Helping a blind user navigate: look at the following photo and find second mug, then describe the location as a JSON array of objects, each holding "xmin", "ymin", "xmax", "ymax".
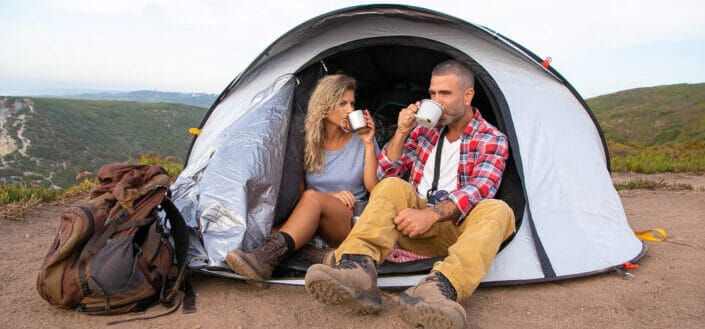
[{"xmin": 347, "ymin": 110, "xmax": 367, "ymax": 132}]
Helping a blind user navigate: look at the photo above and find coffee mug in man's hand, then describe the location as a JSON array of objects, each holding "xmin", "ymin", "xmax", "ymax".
[
  {"xmin": 415, "ymin": 99, "xmax": 443, "ymax": 128},
  {"xmin": 347, "ymin": 110, "xmax": 367, "ymax": 132}
]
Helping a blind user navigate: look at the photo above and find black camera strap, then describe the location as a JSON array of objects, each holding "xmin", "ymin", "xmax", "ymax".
[{"xmin": 430, "ymin": 127, "xmax": 447, "ymax": 194}]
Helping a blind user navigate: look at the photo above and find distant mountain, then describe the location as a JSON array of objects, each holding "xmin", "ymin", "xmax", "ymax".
[
  {"xmin": 0, "ymin": 97, "xmax": 207, "ymax": 188},
  {"xmin": 587, "ymin": 83, "xmax": 705, "ymax": 145},
  {"xmin": 57, "ymin": 90, "xmax": 218, "ymax": 108}
]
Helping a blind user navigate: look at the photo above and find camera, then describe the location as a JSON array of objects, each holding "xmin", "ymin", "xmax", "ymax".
[{"xmin": 426, "ymin": 189, "xmax": 449, "ymax": 205}]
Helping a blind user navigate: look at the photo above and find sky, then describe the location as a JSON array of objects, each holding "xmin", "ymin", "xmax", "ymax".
[{"xmin": 1, "ymin": 0, "xmax": 704, "ymax": 98}]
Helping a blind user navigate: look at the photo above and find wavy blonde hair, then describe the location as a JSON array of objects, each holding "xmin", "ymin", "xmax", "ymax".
[{"xmin": 304, "ymin": 74, "xmax": 356, "ymax": 173}]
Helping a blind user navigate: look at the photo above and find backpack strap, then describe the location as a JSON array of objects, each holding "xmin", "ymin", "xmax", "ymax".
[
  {"xmin": 104, "ymin": 196, "xmax": 194, "ymax": 326},
  {"xmin": 159, "ymin": 197, "xmax": 194, "ymax": 313}
]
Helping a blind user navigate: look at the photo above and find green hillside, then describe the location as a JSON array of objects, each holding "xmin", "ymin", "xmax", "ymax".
[
  {"xmin": 0, "ymin": 97, "xmax": 206, "ymax": 188},
  {"xmin": 2, "ymin": 83, "xmax": 703, "ymax": 189},
  {"xmin": 588, "ymin": 83, "xmax": 705, "ymax": 145}
]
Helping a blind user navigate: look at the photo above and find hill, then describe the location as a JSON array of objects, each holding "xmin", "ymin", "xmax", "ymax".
[
  {"xmin": 57, "ymin": 90, "xmax": 218, "ymax": 108},
  {"xmin": 0, "ymin": 97, "xmax": 207, "ymax": 188},
  {"xmin": 2, "ymin": 83, "xmax": 703, "ymax": 189},
  {"xmin": 587, "ymin": 83, "xmax": 705, "ymax": 145}
]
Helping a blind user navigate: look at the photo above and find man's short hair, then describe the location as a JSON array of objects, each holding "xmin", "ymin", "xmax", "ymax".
[{"xmin": 431, "ymin": 60, "xmax": 475, "ymax": 90}]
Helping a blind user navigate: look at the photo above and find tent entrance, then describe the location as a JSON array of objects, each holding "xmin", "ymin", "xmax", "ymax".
[{"xmin": 273, "ymin": 39, "xmax": 527, "ymax": 276}]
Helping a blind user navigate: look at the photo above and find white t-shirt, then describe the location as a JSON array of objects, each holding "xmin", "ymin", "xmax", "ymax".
[{"xmin": 416, "ymin": 135, "xmax": 461, "ymax": 199}]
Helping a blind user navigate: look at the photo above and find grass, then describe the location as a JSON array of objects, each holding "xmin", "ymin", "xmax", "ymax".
[
  {"xmin": 609, "ymin": 140, "xmax": 705, "ymax": 173},
  {"xmin": 614, "ymin": 179, "xmax": 693, "ymax": 191},
  {"xmin": 137, "ymin": 153, "xmax": 184, "ymax": 178},
  {"xmin": 0, "ymin": 153, "xmax": 183, "ymax": 220},
  {"xmin": 0, "ymin": 184, "xmax": 61, "ymax": 220},
  {"xmin": 62, "ymin": 178, "xmax": 99, "ymax": 199}
]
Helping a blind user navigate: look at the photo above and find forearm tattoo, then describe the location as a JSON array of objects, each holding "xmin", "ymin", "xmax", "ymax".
[{"xmin": 432, "ymin": 200, "xmax": 461, "ymax": 222}]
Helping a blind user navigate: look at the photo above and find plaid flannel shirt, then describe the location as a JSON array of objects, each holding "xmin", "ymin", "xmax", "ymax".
[{"xmin": 377, "ymin": 109, "xmax": 508, "ymax": 225}]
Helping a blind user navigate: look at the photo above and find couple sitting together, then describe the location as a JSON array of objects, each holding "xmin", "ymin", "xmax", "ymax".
[{"xmin": 226, "ymin": 60, "xmax": 515, "ymax": 329}]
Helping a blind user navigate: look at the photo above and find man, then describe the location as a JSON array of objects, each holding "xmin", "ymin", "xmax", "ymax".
[{"xmin": 304, "ymin": 60, "xmax": 515, "ymax": 329}]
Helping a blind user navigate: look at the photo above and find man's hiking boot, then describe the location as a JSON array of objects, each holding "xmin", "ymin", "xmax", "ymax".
[
  {"xmin": 304, "ymin": 254, "xmax": 381, "ymax": 314},
  {"xmin": 225, "ymin": 232, "xmax": 289, "ymax": 283},
  {"xmin": 393, "ymin": 271, "xmax": 466, "ymax": 329}
]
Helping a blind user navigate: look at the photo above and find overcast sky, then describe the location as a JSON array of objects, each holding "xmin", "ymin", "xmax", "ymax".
[{"xmin": 1, "ymin": 0, "xmax": 703, "ymax": 98}]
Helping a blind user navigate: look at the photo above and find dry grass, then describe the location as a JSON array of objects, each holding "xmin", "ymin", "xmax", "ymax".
[
  {"xmin": 614, "ymin": 178, "xmax": 693, "ymax": 191},
  {"xmin": 0, "ymin": 184, "xmax": 60, "ymax": 220}
]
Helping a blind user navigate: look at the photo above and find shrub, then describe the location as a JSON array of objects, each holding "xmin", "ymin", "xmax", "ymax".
[
  {"xmin": 0, "ymin": 184, "xmax": 60, "ymax": 220},
  {"xmin": 62, "ymin": 178, "xmax": 99, "ymax": 199},
  {"xmin": 137, "ymin": 152, "xmax": 183, "ymax": 178}
]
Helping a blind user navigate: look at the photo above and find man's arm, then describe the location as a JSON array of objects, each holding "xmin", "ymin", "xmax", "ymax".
[
  {"xmin": 384, "ymin": 130, "xmax": 410, "ymax": 162},
  {"xmin": 377, "ymin": 102, "xmax": 422, "ymax": 178},
  {"xmin": 386, "ymin": 102, "xmax": 419, "ymax": 161},
  {"xmin": 393, "ymin": 200, "xmax": 460, "ymax": 237},
  {"xmin": 431, "ymin": 200, "xmax": 462, "ymax": 222}
]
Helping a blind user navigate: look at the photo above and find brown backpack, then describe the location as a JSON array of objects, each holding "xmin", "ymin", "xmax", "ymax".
[{"xmin": 37, "ymin": 163, "xmax": 192, "ymax": 321}]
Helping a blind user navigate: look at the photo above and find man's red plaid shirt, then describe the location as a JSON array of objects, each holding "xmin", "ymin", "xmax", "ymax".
[{"xmin": 377, "ymin": 109, "xmax": 509, "ymax": 225}]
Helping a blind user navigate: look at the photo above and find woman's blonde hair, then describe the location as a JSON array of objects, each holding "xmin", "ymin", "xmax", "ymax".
[{"xmin": 304, "ymin": 74, "xmax": 356, "ymax": 173}]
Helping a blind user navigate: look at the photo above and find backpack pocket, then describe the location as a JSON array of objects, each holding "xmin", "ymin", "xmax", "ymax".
[{"xmin": 88, "ymin": 236, "xmax": 147, "ymax": 294}]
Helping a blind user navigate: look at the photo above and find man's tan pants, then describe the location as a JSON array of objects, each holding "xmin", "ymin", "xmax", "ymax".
[{"xmin": 335, "ymin": 177, "xmax": 515, "ymax": 301}]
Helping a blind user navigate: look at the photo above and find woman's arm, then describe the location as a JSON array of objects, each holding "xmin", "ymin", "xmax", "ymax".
[{"xmin": 358, "ymin": 109, "xmax": 379, "ymax": 192}]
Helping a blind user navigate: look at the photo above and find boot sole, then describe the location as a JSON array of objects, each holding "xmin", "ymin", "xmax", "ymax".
[
  {"xmin": 225, "ymin": 252, "xmax": 269, "ymax": 288},
  {"xmin": 305, "ymin": 271, "xmax": 381, "ymax": 315},
  {"xmin": 393, "ymin": 293, "xmax": 465, "ymax": 329}
]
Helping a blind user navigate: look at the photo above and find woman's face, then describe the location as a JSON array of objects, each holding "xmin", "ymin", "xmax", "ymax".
[{"xmin": 325, "ymin": 89, "xmax": 355, "ymax": 128}]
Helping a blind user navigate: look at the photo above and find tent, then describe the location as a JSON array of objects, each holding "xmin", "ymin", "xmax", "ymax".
[{"xmin": 170, "ymin": 4, "xmax": 645, "ymax": 287}]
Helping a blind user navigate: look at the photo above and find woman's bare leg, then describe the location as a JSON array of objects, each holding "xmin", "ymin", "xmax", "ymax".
[{"xmin": 279, "ymin": 190, "xmax": 353, "ymax": 249}]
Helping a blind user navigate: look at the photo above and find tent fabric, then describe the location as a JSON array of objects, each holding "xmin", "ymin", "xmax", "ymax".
[{"xmin": 171, "ymin": 4, "xmax": 644, "ymax": 286}]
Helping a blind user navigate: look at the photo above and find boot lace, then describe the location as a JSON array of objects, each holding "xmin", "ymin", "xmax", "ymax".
[
  {"xmin": 338, "ymin": 254, "xmax": 376, "ymax": 275},
  {"xmin": 257, "ymin": 234, "xmax": 287, "ymax": 263},
  {"xmin": 425, "ymin": 271, "xmax": 458, "ymax": 301}
]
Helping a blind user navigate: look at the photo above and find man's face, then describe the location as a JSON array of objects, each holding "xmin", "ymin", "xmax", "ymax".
[{"xmin": 428, "ymin": 73, "xmax": 471, "ymax": 126}]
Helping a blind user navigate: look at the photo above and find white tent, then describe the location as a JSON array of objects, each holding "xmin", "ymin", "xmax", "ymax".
[{"xmin": 171, "ymin": 4, "xmax": 644, "ymax": 287}]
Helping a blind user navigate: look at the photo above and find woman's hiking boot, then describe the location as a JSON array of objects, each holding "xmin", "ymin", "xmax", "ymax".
[
  {"xmin": 295, "ymin": 245, "xmax": 336, "ymax": 266},
  {"xmin": 304, "ymin": 254, "xmax": 381, "ymax": 314},
  {"xmin": 392, "ymin": 271, "xmax": 466, "ymax": 329},
  {"xmin": 225, "ymin": 232, "xmax": 292, "ymax": 283}
]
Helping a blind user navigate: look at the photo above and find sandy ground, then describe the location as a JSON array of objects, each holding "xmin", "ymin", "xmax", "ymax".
[{"xmin": 2, "ymin": 173, "xmax": 704, "ymax": 329}]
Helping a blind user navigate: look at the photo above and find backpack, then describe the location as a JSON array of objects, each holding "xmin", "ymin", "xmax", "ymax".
[{"xmin": 37, "ymin": 163, "xmax": 193, "ymax": 321}]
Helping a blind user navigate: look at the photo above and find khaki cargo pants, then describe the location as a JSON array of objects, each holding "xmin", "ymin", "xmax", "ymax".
[{"xmin": 335, "ymin": 177, "xmax": 515, "ymax": 301}]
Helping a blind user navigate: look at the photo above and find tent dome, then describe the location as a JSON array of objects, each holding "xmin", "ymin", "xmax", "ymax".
[{"xmin": 172, "ymin": 4, "xmax": 644, "ymax": 287}]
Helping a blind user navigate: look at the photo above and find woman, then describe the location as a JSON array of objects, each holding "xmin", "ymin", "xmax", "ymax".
[{"xmin": 226, "ymin": 74, "xmax": 378, "ymax": 282}]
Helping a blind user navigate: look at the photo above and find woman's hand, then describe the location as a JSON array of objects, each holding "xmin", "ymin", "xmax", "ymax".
[
  {"xmin": 329, "ymin": 190, "xmax": 355, "ymax": 209},
  {"xmin": 357, "ymin": 109, "xmax": 376, "ymax": 144}
]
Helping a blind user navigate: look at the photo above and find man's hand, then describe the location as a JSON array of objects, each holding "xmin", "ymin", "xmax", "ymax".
[
  {"xmin": 329, "ymin": 190, "xmax": 355, "ymax": 209},
  {"xmin": 386, "ymin": 102, "xmax": 421, "ymax": 162},
  {"xmin": 393, "ymin": 208, "xmax": 439, "ymax": 238},
  {"xmin": 396, "ymin": 102, "xmax": 420, "ymax": 135}
]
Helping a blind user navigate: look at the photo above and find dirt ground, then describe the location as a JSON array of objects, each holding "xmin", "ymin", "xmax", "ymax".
[{"xmin": 2, "ymin": 173, "xmax": 703, "ymax": 329}]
